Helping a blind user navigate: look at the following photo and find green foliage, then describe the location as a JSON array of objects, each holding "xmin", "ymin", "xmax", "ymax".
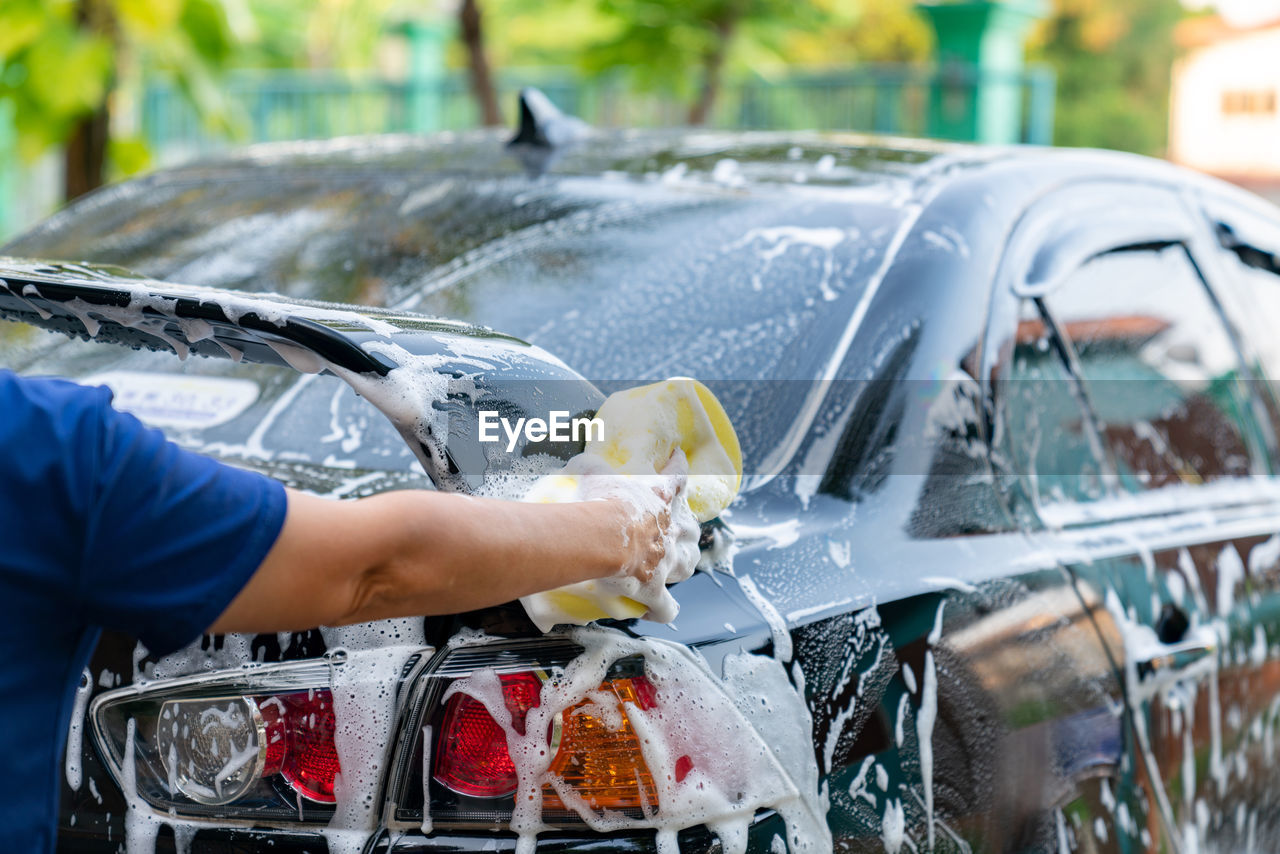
[
  {"xmin": 0, "ymin": 0, "xmax": 238, "ymax": 168},
  {"xmin": 1028, "ymin": 0, "xmax": 1184, "ymax": 155},
  {"xmin": 470, "ymin": 0, "xmax": 617, "ymax": 69},
  {"xmin": 578, "ymin": 0, "xmax": 827, "ymax": 98},
  {"xmin": 785, "ymin": 0, "xmax": 932, "ymax": 66},
  {"xmin": 0, "ymin": 1, "xmax": 112, "ymax": 160},
  {"xmin": 239, "ymin": 0, "xmax": 410, "ymax": 70},
  {"xmin": 107, "ymin": 134, "xmax": 151, "ymax": 176}
]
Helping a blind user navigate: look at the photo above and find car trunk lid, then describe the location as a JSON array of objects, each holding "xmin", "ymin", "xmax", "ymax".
[{"xmin": 0, "ymin": 257, "xmax": 604, "ymax": 491}]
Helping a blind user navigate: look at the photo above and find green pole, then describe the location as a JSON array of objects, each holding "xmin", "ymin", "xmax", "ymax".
[
  {"xmin": 393, "ymin": 19, "xmax": 450, "ymax": 134},
  {"xmin": 918, "ymin": 0, "xmax": 1046, "ymax": 144}
]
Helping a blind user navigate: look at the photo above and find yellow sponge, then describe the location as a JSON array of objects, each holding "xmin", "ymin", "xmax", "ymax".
[
  {"xmin": 519, "ymin": 377, "xmax": 742, "ymax": 630},
  {"xmin": 586, "ymin": 377, "xmax": 742, "ymax": 523}
]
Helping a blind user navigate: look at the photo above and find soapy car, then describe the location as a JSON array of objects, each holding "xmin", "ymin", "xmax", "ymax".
[{"xmin": 9, "ymin": 110, "xmax": 1280, "ymax": 852}]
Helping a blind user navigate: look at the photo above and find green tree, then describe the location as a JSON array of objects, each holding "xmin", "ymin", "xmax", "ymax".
[
  {"xmin": 239, "ymin": 0, "xmax": 409, "ymax": 70},
  {"xmin": 1029, "ymin": 0, "xmax": 1185, "ymax": 155},
  {"xmin": 442, "ymin": 0, "xmax": 928, "ymax": 127},
  {"xmin": 0, "ymin": 0, "xmax": 235, "ymax": 202},
  {"xmin": 459, "ymin": 0, "xmax": 502, "ymax": 126},
  {"xmin": 784, "ymin": 0, "xmax": 932, "ymax": 66},
  {"xmin": 580, "ymin": 0, "xmax": 828, "ymax": 125}
]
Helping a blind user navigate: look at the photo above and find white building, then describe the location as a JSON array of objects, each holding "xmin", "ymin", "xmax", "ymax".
[{"xmin": 1170, "ymin": 15, "xmax": 1280, "ymax": 191}]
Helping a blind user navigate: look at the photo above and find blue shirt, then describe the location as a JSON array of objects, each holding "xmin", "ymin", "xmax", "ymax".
[{"xmin": 0, "ymin": 371, "xmax": 288, "ymax": 851}]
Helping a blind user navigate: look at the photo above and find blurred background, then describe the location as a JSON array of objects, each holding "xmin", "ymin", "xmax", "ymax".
[{"xmin": 0, "ymin": 0, "xmax": 1273, "ymax": 240}]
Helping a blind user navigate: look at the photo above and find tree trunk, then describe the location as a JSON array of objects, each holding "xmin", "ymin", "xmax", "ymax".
[
  {"xmin": 64, "ymin": 103, "xmax": 110, "ymax": 202},
  {"xmin": 687, "ymin": 16, "xmax": 736, "ymax": 126},
  {"xmin": 459, "ymin": 0, "xmax": 503, "ymax": 127},
  {"xmin": 64, "ymin": 0, "xmax": 113, "ymax": 203}
]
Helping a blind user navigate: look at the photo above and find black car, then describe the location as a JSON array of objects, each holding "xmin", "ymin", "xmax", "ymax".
[{"xmin": 6, "ymin": 117, "xmax": 1280, "ymax": 854}]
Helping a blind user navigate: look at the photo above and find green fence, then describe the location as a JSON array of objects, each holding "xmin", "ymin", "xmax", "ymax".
[
  {"xmin": 141, "ymin": 64, "xmax": 1055, "ymax": 166},
  {"xmin": 0, "ymin": 63, "xmax": 1054, "ymax": 241}
]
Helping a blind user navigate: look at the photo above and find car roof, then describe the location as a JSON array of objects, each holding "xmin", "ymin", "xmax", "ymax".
[{"xmin": 10, "ymin": 126, "xmax": 1250, "ymax": 271}]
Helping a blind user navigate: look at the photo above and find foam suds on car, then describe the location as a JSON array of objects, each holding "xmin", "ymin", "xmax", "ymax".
[
  {"xmin": 444, "ymin": 626, "xmax": 831, "ymax": 854},
  {"xmin": 64, "ymin": 668, "xmax": 92, "ymax": 792},
  {"xmin": 323, "ymin": 646, "xmax": 417, "ymax": 854},
  {"xmin": 120, "ymin": 719, "xmax": 160, "ymax": 854}
]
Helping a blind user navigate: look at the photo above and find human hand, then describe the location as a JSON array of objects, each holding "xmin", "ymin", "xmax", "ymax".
[
  {"xmin": 517, "ymin": 448, "xmax": 702, "ymax": 628},
  {"xmin": 571, "ymin": 448, "xmax": 701, "ymax": 586}
]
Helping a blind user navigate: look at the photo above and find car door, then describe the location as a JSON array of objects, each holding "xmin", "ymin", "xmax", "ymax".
[
  {"xmin": 1189, "ymin": 192, "xmax": 1280, "ymax": 848},
  {"xmin": 773, "ymin": 188, "xmax": 1140, "ymax": 854},
  {"xmin": 989, "ymin": 180, "xmax": 1280, "ymax": 853}
]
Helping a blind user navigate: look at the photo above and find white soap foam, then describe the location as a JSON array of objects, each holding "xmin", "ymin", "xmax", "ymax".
[
  {"xmin": 881, "ymin": 798, "xmax": 905, "ymax": 853},
  {"xmin": 827, "ymin": 539, "xmax": 851, "ymax": 569},
  {"xmin": 737, "ymin": 574, "xmax": 793, "ymax": 663},
  {"xmin": 726, "ymin": 226, "xmax": 857, "ymax": 301},
  {"xmin": 1217, "ymin": 544, "xmax": 1245, "ymax": 618},
  {"xmin": 847, "ymin": 756, "xmax": 875, "ymax": 806},
  {"xmin": 121, "ymin": 719, "xmax": 161, "ymax": 854},
  {"xmin": 326, "ymin": 646, "xmax": 416, "ymax": 853},
  {"xmin": 445, "ymin": 627, "xmax": 830, "ymax": 854},
  {"xmin": 19, "ymin": 284, "xmax": 53, "ymax": 319}
]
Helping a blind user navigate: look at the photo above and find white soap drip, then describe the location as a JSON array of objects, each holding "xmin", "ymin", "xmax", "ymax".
[
  {"xmin": 65, "ymin": 668, "xmax": 93, "ymax": 791},
  {"xmin": 917, "ymin": 600, "xmax": 945, "ymax": 851},
  {"xmin": 121, "ymin": 719, "xmax": 161, "ymax": 854},
  {"xmin": 737, "ymin": 573, "xmax": 793, "ymax": 662},
  {"xmin": 881, "ymin": 798, "xmax": 906, "ymax": 853},
  {"xmin": 325, "ymin": 646, "xmax": 418, "ymax": 852}
]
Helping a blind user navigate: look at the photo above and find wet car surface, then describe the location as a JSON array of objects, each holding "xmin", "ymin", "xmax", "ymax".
[{"xmin": 6, "ymin": 127, "xmax": 1280, "ymax": 852}]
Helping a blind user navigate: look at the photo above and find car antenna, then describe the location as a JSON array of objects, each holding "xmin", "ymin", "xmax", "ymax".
[{"xmin": 506, "ymin": 87, "xmax": 590, "ymax": 177}]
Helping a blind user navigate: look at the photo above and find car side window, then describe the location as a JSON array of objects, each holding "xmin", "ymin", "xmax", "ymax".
[
  {"xmin": 999, "ymin": 299, "xmax": 1107, "ymax": 506},
  {"xmin": 1042, "ymin": 244, "xmax": 1257, "ymax": 493},
  {"xmin": 1208, "ymin": 227, "xmax": 1280, "ymax": 438}
]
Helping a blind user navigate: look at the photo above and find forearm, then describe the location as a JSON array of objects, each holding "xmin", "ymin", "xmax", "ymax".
[
  {"xmin": 339, "ymin": 490, "xmax": 631, "ymax": 623},
  {"xmin": 210, "ymin": 487, "xmax": 636, "ymax": 634}
]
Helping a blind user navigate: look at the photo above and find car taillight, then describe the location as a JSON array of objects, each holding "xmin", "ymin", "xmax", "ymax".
[
  {"xmin": 89, "ymin": 651, "xmax": 424, "ymax": 822},
  {"xmin": 432, "ymin": 669, "xmax": 677, "ymax": 812},
  {"xmin": 151, "ymin": 689, "xmax": 338, "ymax": 807},
  {"xmin": 434, "ymin": 670, "xmax": 544, "ymax": 796},
  {"xmin": 258, "ymin": 690, "xmax": 341, "ymax": 804},
  {"xmin": 542, "ymin": 673, "xmax": 677, "ymax": 812},
  {"xmin": 394, "ymin": 638, "xmax": 699, "ymax": 830}
]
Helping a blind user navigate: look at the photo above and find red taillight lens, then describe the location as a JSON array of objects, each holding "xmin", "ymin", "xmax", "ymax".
[
  {"xmin": 256, "ymin": 690, "xmax": 341, "ymax": 804},
  {"xmin": 435, "ymin": 671, "xmax": 544, "ymax": 797},
  {"xmin": 433, "ymin": 669, "xmax": 688, "ymax": 813}
]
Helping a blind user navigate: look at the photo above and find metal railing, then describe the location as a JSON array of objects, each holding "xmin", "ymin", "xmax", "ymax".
[
  {"xmin": 0, "ymin": 63, "xmax": 1055, "ymax": 241},
  {"xmin": 141, "ymin": 64, "xmax": 1055, "ymax": 167}
]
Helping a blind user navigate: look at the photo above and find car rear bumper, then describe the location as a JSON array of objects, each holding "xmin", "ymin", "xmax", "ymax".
[{"xmin": 59, "ymin": 811, "xmax": 788, "ymax": 853}]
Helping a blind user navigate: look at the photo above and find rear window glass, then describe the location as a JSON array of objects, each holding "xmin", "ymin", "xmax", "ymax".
[{"xmin": 1, "ymin": 168, "xmax": 905, "ymax": 478}]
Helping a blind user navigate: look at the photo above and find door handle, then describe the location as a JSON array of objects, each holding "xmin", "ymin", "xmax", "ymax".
[{"xmin": 1131, "ymin": 630, "xmax": 1217, "ymax": 698}]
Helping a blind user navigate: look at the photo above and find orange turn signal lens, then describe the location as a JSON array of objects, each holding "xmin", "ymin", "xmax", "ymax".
[{"xmin": 544, "ymin": 675, "xmax": 686, "ymax": 813}]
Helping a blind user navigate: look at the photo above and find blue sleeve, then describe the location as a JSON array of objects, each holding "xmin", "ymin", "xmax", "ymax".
[{"xmin": 77, "ymin": 383, "xmax": 287, "ymax": 656}]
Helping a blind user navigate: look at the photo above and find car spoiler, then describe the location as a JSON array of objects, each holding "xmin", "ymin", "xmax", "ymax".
[{"xmin": 0, "ymin": 258, "xmax": 605, "ymax": 491}]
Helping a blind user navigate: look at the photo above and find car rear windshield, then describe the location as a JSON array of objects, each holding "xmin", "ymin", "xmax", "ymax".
[{"xmin": 1, "ymin": 163, "xmax": 908, "ymax": 480}]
